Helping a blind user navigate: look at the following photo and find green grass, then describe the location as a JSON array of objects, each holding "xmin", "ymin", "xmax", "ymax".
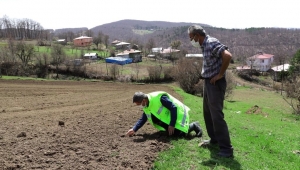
[
  {"xmin": 0, "ymin": 75, "xmax": 48, "ymax": 81},
  {"xmin": 153, "ymin": 86, "xmax": 300, "ymax": 170},
  {"xmin": 33, "ymin": 46, "xmax": 109, "ymax": 58}
]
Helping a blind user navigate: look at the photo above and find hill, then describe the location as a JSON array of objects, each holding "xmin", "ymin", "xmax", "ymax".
[
  {"xmin": 53, "ymin": 19, "xmax": 300, "ymax": 64},
  {"xmin": 1, "ymin": 16, "xmax": 300, "ymax": 64}
]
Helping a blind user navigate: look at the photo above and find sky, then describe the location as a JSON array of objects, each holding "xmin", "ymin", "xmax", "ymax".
[{"xmin": 0, "ymin": 0, "xmax": 299, "ymax": 30}]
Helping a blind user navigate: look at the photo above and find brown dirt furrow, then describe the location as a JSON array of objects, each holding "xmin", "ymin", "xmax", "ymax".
[{"xmin": 0, "ymin": 80, "xmax": 176, "ymax": 169}]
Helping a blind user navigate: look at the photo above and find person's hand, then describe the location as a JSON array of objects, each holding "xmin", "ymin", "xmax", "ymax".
[
  {"xmin": 210, "ymin": 74, "xmax": 223, "ymax": 85},
  {"xmin": 168, "ymin": 126, "xmax": 175, "ymax": 136},
  {"xmin": 126, "ymin": 129, "xmax": 135, "ymax": 136}
]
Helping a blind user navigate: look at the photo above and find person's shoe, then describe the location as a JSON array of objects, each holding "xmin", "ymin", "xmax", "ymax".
[
  {"xmin": 198, "ymin": 139, "xmax": 218, "ymax": 148},
  {"xmin": 217, "ymin": 152, "xmax": 234, "ymax": 158},
  {"xmin": 188, "ymin": 122, "xmax": 202, "ymax": 137}
]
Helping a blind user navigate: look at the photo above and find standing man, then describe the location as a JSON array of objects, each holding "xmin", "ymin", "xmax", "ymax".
[
  {"xmin": 188, "ymin": 25, "xmax": 233, "ymax": 158},
  {"xmin": 126, "ymin": 91, "xmax": 202, "ymax": 137}
]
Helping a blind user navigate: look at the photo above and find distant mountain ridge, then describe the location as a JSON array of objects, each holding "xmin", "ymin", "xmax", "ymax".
[
  {"xmin": 53, "ymin": 19, "xmax": 209, "ymax": 45},
  {"xmin": 52, "ymin": 19, "xmax": 300, "ymax": 63}
]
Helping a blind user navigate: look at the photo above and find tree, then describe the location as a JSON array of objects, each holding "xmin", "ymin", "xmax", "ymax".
[
  {"xmin": 51, "ymin": 44, "xmax": 66, "ymax": 78},
  {"xmin": 15, "ymin": 41, "xmax": 35, "ymax": 69},
  {"xmin": 36, "ymin": 53, "xmax": 50, "ymax": 78},
  {"xmin": 86, "ymin": 29, "xmax": 93, "ymax": 37},
  {"xmin": 104, "ymin": 35, "xmax": 109, "ymax": 49},
  {"xmin": 93, "ymin": 31, "xmax": 103, "ymax": 50},
  {"xmin": 282, "ymin": 49, "xmax": 300, "ymax": 115},
  {"xmin": 169, "ymin": 40, "xmax": 182, "ymax": 65},
  {"xmin": 146, "ymin": 38, "xmax": 156, "ymax": 55},
  {"xmin": 289, "ymin": 49, "xmax": 300, "ymax": 73},
  {"xmin": 170, "ymin": 40, "xmax": 181, "ymax": 49},
  {"xmin": 168, "ymin": 50, "xmax": 180, "ymax": 66}
]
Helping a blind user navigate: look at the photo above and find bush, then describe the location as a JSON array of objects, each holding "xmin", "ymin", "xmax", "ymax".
[
  {"xmin": 147, "ymin": 65, "xmax": 162, "ymax": 82},
  {"xmin": 173, "ymin": 58, "xmax": 202, "ymax": 94},
  {"xmin": 109, "ymin": 64, "xmax": 119, "ymax": 80},
  {"xmin": 162, "ymin": 66, "xmax": 175, "ymax": 81},
  {"xmin": 284, "ymin": 75, "xmax": 300, "ymax": 115},
  {"xmin": 194, "ymin": 80, "xmax": 204, "ymax": 97},
  {"xmin": 225, "ymin": 71, "xmax": 236, "ymax": 101}
]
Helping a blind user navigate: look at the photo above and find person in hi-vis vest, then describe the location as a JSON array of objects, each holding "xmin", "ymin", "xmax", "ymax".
[{"xmin": 126, "ymin": 91, "xmax": 202, "ymax": 137}]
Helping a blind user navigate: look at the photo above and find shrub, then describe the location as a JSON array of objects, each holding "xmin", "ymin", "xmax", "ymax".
[
  {"xmin": 225, "ymin": 71, "xmax": 236, "ymax": 101},
  {"xmin": 173, "ymin": 58, "xmax": 202, "ymax": 94},
  {"xmin": 284, "ymin": 76, "xmax": 300, "ymax": 115},
  {"xmin": 162, "ymin": 66, "xmax": 174, "ymax": 81},
  {"xmin": 109, "ymin": 64, "xmax": 119, "ymax": 80},
  {"xmin": 147, "ymin": 65, "xmax": 162, "ymax": 82}
]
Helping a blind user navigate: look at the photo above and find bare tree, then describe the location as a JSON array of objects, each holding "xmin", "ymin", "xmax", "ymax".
[
  {"xmin": 104, "ymin": 35, "xmax": 109, "ymax": 49},
  {"xmin": 146, "ymin": 38, "xmax": 156, "ymax": 56},
  {"xmin": 86, "ymin": 29, "xmax": 93, "ymax": 37},
  {"xmin": 173, "ymin": 58, "xmax": 202, "ymax": 94},
  {"xmin": 110, "ymin": 64, "xmax": 119, "ymax": 80},
  {"xmin": 36, "ymin": 53, "xmax": 50, "ymax": 78},
  {"xmin": 51, "ymin": 44, "xmax": 66, "ymax": 78},
  {"xmin": 15, "ymin": 41, "xmax": 35, "ymax": 70},
  {"xmin": 93, "ymin": 31, "xmax": 103, "ymax": 50}
]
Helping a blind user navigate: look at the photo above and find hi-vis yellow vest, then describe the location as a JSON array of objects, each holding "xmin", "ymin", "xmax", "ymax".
[{"xmin": 143, "ymin": 91, "xmax": 190, "ymax": 133}]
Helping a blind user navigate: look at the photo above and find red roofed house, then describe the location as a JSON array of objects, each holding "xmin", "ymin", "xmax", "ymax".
[
  {"xmin": 73, "ymin": 36, "xmax": 93, "ymax": 47},
  {"xmin": 246, "ymin": 52, "xmax": 274, "ymax": 72}
]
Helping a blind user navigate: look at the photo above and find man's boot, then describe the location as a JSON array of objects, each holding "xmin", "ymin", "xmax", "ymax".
[{"xmin": 188, "ymin": 121, "xmax": 202, "ymax": 137}]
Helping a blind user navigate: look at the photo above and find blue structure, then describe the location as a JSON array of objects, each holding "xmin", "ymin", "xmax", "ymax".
[{"xmin": 105, "ymin": 57, "xmax": 132, "ymax": 65}]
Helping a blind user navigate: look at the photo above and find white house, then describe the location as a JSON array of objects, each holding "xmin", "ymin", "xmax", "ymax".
[
  {"xmin": 270, "ymin": 64, "xmax": 290, "ymax": 81},
  {"xmin": 151, "ymin": 47, "xmax": 163, "ymax": 53},
  {"xmin": 84, "ymin": 53, "xmax": 98, "ymax": 59},
  {"xmin": 115, "ymin": 42, "xmax": 130, "ymax": 50},
  {"xmin": 185, "ymin": 54, "xmax": 203, "ymax": 58},
  {"xmin": 160, "ymin": 48, "xmax": 180, "ymax": 58},
  {"xmin": 246, "ymin": 52, "xmax": 274, "ymax": 72}
]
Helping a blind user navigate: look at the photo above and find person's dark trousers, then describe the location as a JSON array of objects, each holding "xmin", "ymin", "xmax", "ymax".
[
  {"xmin": 203, "ymin": 77, "xmax": 233, "ymax": 154},
  {"xmin": 152, "ymin": 115, "xmax": 186, "ymax": 137}
]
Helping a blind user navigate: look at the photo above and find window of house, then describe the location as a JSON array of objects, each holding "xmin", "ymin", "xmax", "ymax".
[{"xmin": 261, "ymin": 59, "xmax": 264, "ymax": 63}]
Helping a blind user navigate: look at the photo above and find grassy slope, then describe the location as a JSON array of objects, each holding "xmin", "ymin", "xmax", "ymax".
[{"xmin": 153, "ymin": 86, "xmax": 300, "ymax": 170}]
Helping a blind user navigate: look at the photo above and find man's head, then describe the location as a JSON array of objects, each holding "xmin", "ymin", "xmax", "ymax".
[
  {"xmin": 188, "ymin": 25, "xmax": 206, "ymax": 47},
  {"xmin": 133, "ymin": 92, "xmax": 147, "ymax": 106}
]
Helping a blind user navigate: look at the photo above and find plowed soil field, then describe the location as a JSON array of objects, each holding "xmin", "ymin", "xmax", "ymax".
[{"xmin": 0, "ymin": 80, "xmax": 183, "ymax": 169}]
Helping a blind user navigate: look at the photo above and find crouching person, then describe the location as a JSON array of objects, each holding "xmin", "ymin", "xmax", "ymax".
[{"xmin": 126, "ymin": 91, "xmax": 202, "ymax": 137}]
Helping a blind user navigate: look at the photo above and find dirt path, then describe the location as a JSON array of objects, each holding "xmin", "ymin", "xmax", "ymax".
[{"xmin": 0, "ymin": 80, "xmax": 183, "ymax": 169}]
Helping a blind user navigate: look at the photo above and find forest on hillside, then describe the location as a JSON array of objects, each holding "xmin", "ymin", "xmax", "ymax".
[{"xmin": 1, "ymin": 16, "xmax": 300, "ymax": 65}]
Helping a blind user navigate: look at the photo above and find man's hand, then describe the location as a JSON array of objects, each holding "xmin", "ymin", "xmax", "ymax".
[
  {"xmin": 126, "ymin": 129, "xmax": 135, "ymax": 136},
  {"xmin": 168, "ymin": 126, "xmax": 175, "ymax": 136},
  {"xmin": 210, "ymin": 74, "xmax": 223, "ymax": 85}
]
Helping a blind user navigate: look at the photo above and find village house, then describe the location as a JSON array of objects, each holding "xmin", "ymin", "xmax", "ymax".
[
  {"xmin": 73, "ymin": 36, "xmax": 93, "ymax": 47},
  {"xmin": 269, "ymin": 64, "xmax": 290, "ymax": 81},
  {"xmin": 111, "ymin": 40, "xmax": 121, "ymax": 45},
  {"xmin": 83, "ymin": 53, "xmax": 98, "ymax": 60},
  {"xmin": 114, "ymin": 41, "xmax": 130, "ymax": 50},
  {"xmin": 185, "ymin": 54, "xmax": 203, "ymax": 58},
  {"xmin": 160, "ymin": 48, "xmax": 180, "ymax": 59},
  {"xmin": 151, "ymin": 47, "xmax": 163, "ymax": 53},
  {"xmin": 57, "ymin": 39, "xmax": 67, "ymax": 45},
  {"xmin": 116, "ymin": 49, "xmax": 142, "ymax": 62},
  {"xmin": 149, "ymin": 47, "xmax": 180, "ymax": 59},
  {"xmin": 246, "ymin": 52, "xmax": 274, "ymax": 72}
]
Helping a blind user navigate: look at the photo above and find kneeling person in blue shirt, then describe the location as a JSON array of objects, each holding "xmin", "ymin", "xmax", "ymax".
[{"xmin": 126, "ymin": 91, "xmax": 202, "ymax": 137}]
